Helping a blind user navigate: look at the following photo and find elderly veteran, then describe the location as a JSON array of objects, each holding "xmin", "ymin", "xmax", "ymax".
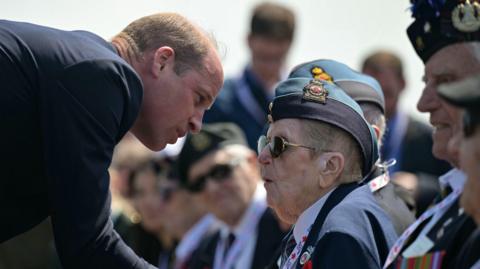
[
  {"xmin": 382, "ymin": 0, "xmax": 480, "ymax": 268},
  {"xmin": 438, "ymin": 76, "xmax": 480, "ymax": 269},
  {"xmin": 173, "ymin": 123, "xmax": 287, "ymax": 269},
  {"xmin": 258, "ymin": 77, "xmax": 397, "ymax": 269},
  {"xmin": 288, "ymin": 59, "xmax": 416, "ymax": 234}
]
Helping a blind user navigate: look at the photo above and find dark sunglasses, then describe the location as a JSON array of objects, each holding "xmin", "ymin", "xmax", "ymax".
[
  {"xmin": 463, "ymin": 111, "xmax": 480, "ymax": 138},
  {"xmin": 257, "ymin": 135, "xmax": 315, "ymax": 158},
  {"xmin": 186, "ymin": 159, "xmax": 241, "ymax": 193}
]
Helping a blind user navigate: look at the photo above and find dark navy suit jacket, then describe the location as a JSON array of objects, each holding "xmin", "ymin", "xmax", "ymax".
[{"xmin": 0, "ymin": 20, "xmax": 155, "ymax": 268}]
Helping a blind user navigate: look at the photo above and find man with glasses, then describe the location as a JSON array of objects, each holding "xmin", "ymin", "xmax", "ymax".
[
  {"xmin": 174, "ymin": 122, "xmax": 287, "ymax": 269},
  {"xmin": 287, "ymin": 59, "xmax": 415, "ymax": 235},
  {"xmin": 438, "ymin": 76, "xmax": 480, "ymax": 268},
  {"xmin": 258, "ymin": 77, "xmax": 397, "ymax": 268}
]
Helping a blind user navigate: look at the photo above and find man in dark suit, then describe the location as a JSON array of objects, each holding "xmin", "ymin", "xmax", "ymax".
[
  {"xmin": 382, "ymin": 1, "xmax": 480, "ymax": 268},
  {"xmin": 203, "ymin": 2, "xmax": 295, "ymax": 150},
  {"xmin": 173, "ymin": 123, "xmax": 287, "ymax": 269},
  {"xmin": 362, "ymin": 51, "xmax": 451, "ymax": 216},
  {"xmin": 0, "ymin": 13, "xmax": 223, "ymax": 268},
  {"xmin": 258, "ymin": 77, "xmax": 398, "ymax": 268},
  {"xmin": 438, "ymin": 75, "xmax": 480, "ymax": 268}
]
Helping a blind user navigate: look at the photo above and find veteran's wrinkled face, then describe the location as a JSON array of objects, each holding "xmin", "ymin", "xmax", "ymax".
[
  {"xmin": 459, "ymin": 122, "xmax": 480, "ymax": 225},
  {"xmin": 417, "ymin": 43, "xmax": 480, "ymax": 165},
  {"xmin": 257, "ymin": 119, "xmax": 322, "ymax": 224},
  {"xmin": 187, "ymin": 148, "xmax": 258, "ymax": 226}
]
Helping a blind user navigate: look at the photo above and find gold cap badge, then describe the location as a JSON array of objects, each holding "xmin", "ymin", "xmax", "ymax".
[{"xmin": 303, "ymin": 80, "xmax": 328, "ymax": 104}]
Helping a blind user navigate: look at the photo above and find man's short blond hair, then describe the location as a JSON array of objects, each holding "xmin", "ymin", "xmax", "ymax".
[{"xmin": 113, "ymin": 13, "xmax": 216, "ymax": 75}]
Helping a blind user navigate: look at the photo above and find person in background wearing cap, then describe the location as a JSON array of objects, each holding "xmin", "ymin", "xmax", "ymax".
[
  {"xmin": 382, "ymin": 0, "xmax": 480, "ymax": 268},
  {"xmin": 362, "ymin": 51, "xmax": 451, "ymax": 217},
  {"xmin": 258, "ymin": 77, "xmax": 397, "ymax": 268},
  {"xmin": 158, "ymin": 170, "xmax": 219, "ymax": 269},
  {"xmin": 0, "ymin": 13, "xmax": 223, "ymax": 268},
  {"xmin": 174, "ymin": 122, "xmax": 287, "ymax": 269},
  {"xmin": 288, "ymin": 59, "xmax": 415, "ymax": 235},
  {"xmin": 438, "ymin": 76, "xmax": 480, "ymax": 269},
  {"xmin": 204, "ymin": 2, "xmax": 295, "ymax": 150}
]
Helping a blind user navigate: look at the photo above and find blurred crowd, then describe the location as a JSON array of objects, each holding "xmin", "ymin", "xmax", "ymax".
[{"xmin": 1, "ymin": 0, "xmax": 480, "ymax": 268}]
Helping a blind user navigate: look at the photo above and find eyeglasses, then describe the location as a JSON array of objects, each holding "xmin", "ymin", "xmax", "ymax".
[
  {"xmin": 257, "ymin": 135, "xmax": 315, "ymax": 158},
  {"xmin": 463, "ymin": 111, "xmax": 480, "ymax": 138},
  {"xmin": 186, "ymin": 159, "xmax": 242, "ymax": 193}
]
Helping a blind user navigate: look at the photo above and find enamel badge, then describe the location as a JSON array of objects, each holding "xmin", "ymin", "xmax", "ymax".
[
  {"xmin": 452, "ymin": 0, "xmax": 480, "ymax": 32},
  {"xmin": 303, "ymin": 80, "xmax": 328, "ymax": 104}
]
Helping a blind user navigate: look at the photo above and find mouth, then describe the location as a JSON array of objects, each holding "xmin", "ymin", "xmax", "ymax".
[
  {"xmin": 262, "ymin": 177, "xmax": 273, "ymax": 183},
  {"xmin": 431, "ymin": 122, "xmax": 450, "ymax": 131}
]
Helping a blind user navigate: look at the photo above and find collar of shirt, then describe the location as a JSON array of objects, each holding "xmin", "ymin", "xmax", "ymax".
[
  {"xmin": 438, "ymin": 168, "xmax": 466, "ymax": 193},
  {"xmin": 220, "ymin": 183, "xmax": 267, "ymax": 238},
  {"xmin": 175, "ymin": 214, "xmax": 219, "ymax": 261},
  {"xmin": 293, "ymin": 187, "xmax": 337, "ymax": 244}
]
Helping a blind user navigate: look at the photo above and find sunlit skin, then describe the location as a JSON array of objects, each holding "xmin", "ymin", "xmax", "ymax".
[
  {"xmin": 131, "ymin": 169, "xmax": 166, "ymax": 233},
  {"xmin": 188, "ymin": 148, "xmax": 258, "ymax": 227},
  {"xmin": 459, "ymin": 123, "xmax": 480, "ymax": 226},
  {"xmin": 417, "ymin": 43, "xmax": 480, "ymax": 165},
  {"xmin": 257, "ymin": 119, "xmax": 334, "ymax": 225},
  {"xmin": 130, "ymin": 46, "xmax": 224, "ymax": 151}
]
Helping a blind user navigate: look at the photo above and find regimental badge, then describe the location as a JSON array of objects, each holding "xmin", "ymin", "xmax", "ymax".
[
  {"xmin": 452, "ymin": 0, "xmax": 480, "ymax": 33},
  {"xmin": 267, "ymin": 102, "xmax": 274, "ymax": 123},
  {"xmin": 190, "ymin": 132, "xmax": 211, "ymax": 151},
  {"xmin": 303, "ymin": 80, "xmax": 328, "ymax": 104},
  {"xmin": 299, "ymin": 251, "xmax": 311, "ymax": 265},
  {"xmin": 299, "ymin": 246, "xmax": 314, "ymax": 265},
  {"xmin": 310, "ymin": 67, "xmax": 333, "ymax": 83}
]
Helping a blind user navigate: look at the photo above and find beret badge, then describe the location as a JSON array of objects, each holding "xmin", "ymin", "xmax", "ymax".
[
  {"xmin": 303, "ymin": 80, "xmax": 328, "ymax": 104},
  {"xmin": 310, "ymin": 67, "xmax": 333, "ymax": 82},
  {"xmin": 452, "ymin": 0, "xmax": 480, "ymax": 32}
]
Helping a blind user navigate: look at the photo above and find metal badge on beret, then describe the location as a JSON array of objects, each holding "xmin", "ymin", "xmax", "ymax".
[
  {"xmin": 190, "ymin": 132, "xmax": 211, "ymax": 151},
  {"xmin": 267, "ymin": 102, "xmax": 274, "ymax": 123},
  {"xmin": 452, "ymin": 0, "xmax": 480, "ymax": 32},
  {"xmin": 310, "ymin": 66, "xmax": 333, "ymax": 83},
  {"xmin": 302, "ymin": 79, "xmax": 328, "ymax": 104}
]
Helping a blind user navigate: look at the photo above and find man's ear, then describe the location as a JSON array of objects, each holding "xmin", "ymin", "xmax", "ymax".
[
  {"xmin": 317, "ymin": 152, "xmax": 345, "ymax": 188},
  {"xmin": 151, "ymin": 46, "xmax": 175, "ymax": 78}
]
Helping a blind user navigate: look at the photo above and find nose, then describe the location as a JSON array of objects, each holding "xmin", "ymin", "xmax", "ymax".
[
  {"xmin": 257, "ymin": 146, "xmax": 272, "ymax": 165},
  {"xmin": 417, "ymin": 82, "xmax": 440, "ymax": 113},
  {"xmin": 188, "ymin": 109, "xmax": 205, "ymax": 133}
]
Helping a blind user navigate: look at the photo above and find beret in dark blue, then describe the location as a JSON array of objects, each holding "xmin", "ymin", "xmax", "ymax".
[
  {"xmin": 269, "ymin": 77, "xmax": 379, "ymax": 177},
  {"xmin": 407, "ymin": 0, "xmax": 480, "ymax": 63},
  {"xmin": 288, "ymin": 59, "xmax": 385, "ymax": 113}
]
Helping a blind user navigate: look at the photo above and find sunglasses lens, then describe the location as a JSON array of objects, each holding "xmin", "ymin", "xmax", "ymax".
[
  {"xmin": 464, "ymin": 112, "xmax": 475, "ymax": 138},
  {"xmin": 271, "ymin": 136, "xmax": 285, "ymax": 158},
  {"xmin": 187, "ymin": 177, "xmax": 207, "ymax": 193},
  {"xmin": 257, "ymin": 135, "xmax": 267, "ymax": 155},
  {"xmin": 210, "ymin": 164, "xmax": 234, "ymax": 182}
]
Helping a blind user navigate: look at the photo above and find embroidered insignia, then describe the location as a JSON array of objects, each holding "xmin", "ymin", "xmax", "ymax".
[
  {"xmin": 452, "ymin": 0, "xmax": 480, "ymax": 32},
  {"xmin": 310, "ymin": 66, "xmax": 333, "ymax": 82},
  {"xmin": 299, "ymin": 251, "xmax": 311, "ymax": 265},
  {"xmin": 303, "ymin": 80, "xmax": 328, "ymax": 104},
  {"xmin": 190, "ymin": 132, "xmax": 211, "ymax": 151}
]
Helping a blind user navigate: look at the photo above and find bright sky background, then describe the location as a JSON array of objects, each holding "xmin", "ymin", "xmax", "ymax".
[{"xmin": 2, "ymin": 0, "xmax": 428, "ymax": 122}]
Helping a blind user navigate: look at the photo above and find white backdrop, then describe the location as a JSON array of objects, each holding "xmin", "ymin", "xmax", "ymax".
[{"xmin": 1, "ymin": 0, "xmax": 428, "ymax": 121}]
